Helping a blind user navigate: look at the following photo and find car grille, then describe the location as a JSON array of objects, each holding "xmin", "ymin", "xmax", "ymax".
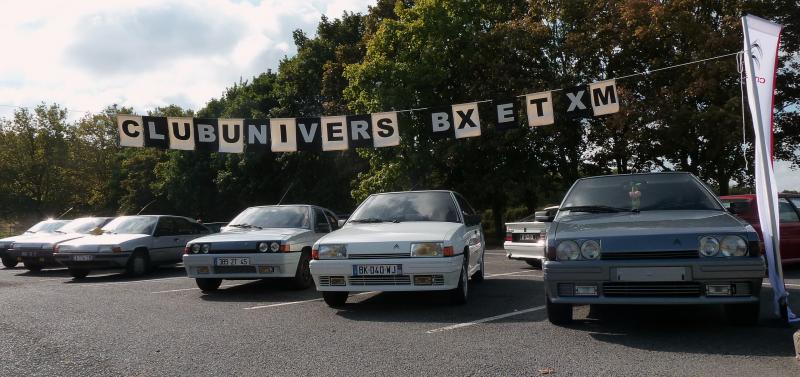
[
  {"xmin": 214, "ymin": 266, "xmax": 256, "ymax": 274},
  {"xmin": 602, "ymin": 282, "xmax": 702, "ymax": 297},
  {"xmin": 601, "ymin": 250, "xmax": 699, "ymax": 260},
  {"xmin": 348, "ymin": 253, "xmax": 411, "ymax": 259},
  {"xmin": 348, "ymin": 275, "xmax": 412, "ymax": 286}
]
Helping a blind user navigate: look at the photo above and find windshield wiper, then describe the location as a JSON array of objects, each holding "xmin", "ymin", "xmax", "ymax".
[
  {"xmin": 561, "ymin": 205, "xmax": 631, "ymax": 213},
  {"xmin": 54, "ymin": 230, "xmax": 66, "ymax": 234},
  {"xmin": 349, "ymin": 218, "xmax": 385, "ymax": 223},
  {"xmin": 228, "ymin": 223, "xmax": 263, "ymax": 229}
]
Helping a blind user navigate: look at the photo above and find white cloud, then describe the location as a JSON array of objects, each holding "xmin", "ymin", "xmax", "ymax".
[{"xmin": 0, "ymin": 0, "xmax": 374, "ymax": 120}]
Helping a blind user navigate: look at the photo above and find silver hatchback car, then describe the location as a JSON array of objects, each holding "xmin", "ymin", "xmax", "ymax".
[{"xmin": 544, "ymin": 172, "xmax": 765, "ymax": 325}]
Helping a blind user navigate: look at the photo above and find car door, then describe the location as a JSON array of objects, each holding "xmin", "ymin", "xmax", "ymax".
[
  {"xmin": 173, "ymin": 218, "xmax": 202, "ymax": 262},
  {"xmin": 779, "ymin": 198, "xmax": 800, "ymax": 261},
  {"xmin": 151, "ymin": 217, "xmax": 181, "ymax": 263},
  {"xmin": 454, "ymin": 193, "xmax": 483, "ymax": 267}
]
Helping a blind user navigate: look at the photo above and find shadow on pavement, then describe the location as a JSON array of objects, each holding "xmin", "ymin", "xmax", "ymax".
[
  {"xmin": 59, "ymin": 265, "xmax": 187, "ymax": 284},
  {"xmin": 199, "ymin": 279, "xmax": 321, "ymax": 303}
]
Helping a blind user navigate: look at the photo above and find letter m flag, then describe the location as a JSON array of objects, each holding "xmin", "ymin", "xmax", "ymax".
[{"xmin": 589, "ymin": 79, "xmax": 620, "ymax": 116}]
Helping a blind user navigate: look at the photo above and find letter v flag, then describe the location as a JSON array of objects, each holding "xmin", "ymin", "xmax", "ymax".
[{"xmin": 742, "ymin": 15, "xmax": 795, "ymax": 322}]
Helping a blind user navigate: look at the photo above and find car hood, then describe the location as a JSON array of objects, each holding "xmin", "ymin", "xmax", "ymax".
[
  {"xmin": 57, "ymin": 233, "xmax": 151, "ymax": 252},
  {"xmin": 319, "ymin": 222, "xmax": 463, "ymax": 254},
  {"xmin": 11, "ymin": 233, "xmax": 88, "ymax": 250},
  {"xmin": 0, "ymin": 234, "xmax": 43, "ymax": 248},
  {"xmin": 189, "ymin": 228, "xmax": 311, "ymax": 249},
  {"xmin": 552, "ymin": 210, "xmax": 752, "ymax": 252}
]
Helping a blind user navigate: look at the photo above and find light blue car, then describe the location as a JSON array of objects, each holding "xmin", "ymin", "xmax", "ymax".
[{"xmin": 544, "ymin": 172, "xmax": 765, "ymax": 325}]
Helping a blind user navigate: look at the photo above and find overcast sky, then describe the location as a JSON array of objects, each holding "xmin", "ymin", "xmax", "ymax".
[{"xmin": 1, "ymin": 0, "xmax": 797, "ymax": 190}]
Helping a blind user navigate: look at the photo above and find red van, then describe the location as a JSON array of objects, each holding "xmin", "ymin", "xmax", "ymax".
[{"xmin": 720, "ymin": 194, "xmax": 800, "ymax": 264}]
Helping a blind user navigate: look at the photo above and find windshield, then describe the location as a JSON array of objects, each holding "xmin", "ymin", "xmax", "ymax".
[
  {"xmin": 561, "ymin": 174, "xmax": 722, "ymax": 212},
  {"xmin": 102, "ymin": 216, "xmax": 157, "ymax": 235},
  {"xmin": 56, "ymin": 217, "xmax": 108, "ymax": 234},
  {"xmin": 26, "ymin": 220, "xmax": 70, "ymax": 233},
  {"xmin": 349, "ymin": 192, "xmax": 459, "ymax": 223},
  {"xmin": 228, "ymin": 206, "xmax": 310, "ymax": 229}
]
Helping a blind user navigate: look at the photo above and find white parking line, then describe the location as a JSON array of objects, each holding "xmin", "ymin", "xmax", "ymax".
[
  {"xmin": 75, "ymin": 277, "xmax": 187, "ymax": 287},
  {"xmin": 486, "ymin": 271, "xmax": 541, "ymax": 278},
  {"xmin": 484, "ymin": 252, "xmax": 508, "ymax": 256},
  {"xmin": 150, "ymin": 283, "xmax": 245, "ymax": 294},
  {"xmin": 243, "ymin": 292, "xmax": 376, "ymax": 310},
  {"xmin": 426, "ymin": 305, "xmax": 546, "ymax": 334},
  {"xmin": 764, "ymin": 282, "xmax": 800, "ymax": 288}
]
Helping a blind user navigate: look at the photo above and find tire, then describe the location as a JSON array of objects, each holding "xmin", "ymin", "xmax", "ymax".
[
  {"xmin": 68, "ymin": 268, "xmax": 90, "ymax": 279},
  {"xmin": 725, "ymin": 302, "xmax": 760, "ymax": 326},
  {"xmin": 196, "ymin": 278, "xmax": 222, "ymax": 292},
  {"xmin": 24, "ymin": 262, "xmax": 43, "ymax": 272},
  {"xmin": 322, "ymin": 291, "xmax": 348, "ymax": 307},
  {"xmin": 1, "ymin": 256, "xmax": 18, "ymax": 268},
  {"xmin": 526, "ymin": 259, "xmax": 543, "ymax": 269},
  {"xmin": 449, "ymin": 256, "xmax": 469, "ymax": 305},
  {"xmin": 126, "ymin": 250, "xmax": 149, "ymax": 277},
  {"xmin": 289, "ymin": 251, "xmax": 313, "ymax": 289},
  {"xmin": 546, "ymin": 294, "xmax": 573, "ymax": 325},
  {"xmin": 470, "ymin": 251, "xmax": 484, "ymax": 283}
]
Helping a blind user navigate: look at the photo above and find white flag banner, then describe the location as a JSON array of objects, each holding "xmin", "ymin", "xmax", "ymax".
[
  {"xmin": 166, "ymin": 117, "xmax": 195, "ymax": 151},
  {"xmin": 451, "ymin": 102, "xmax": 481, "ymax": 139},
  {"xmin": 525, "ymin": 91, "xmax": 554, "ymax": 127},
  {"xmin": 117, "ymin": 115, "xmax": 144, "ymax": 147},
  {"xmin": 321, "ymin": 116, "xmax": 349, "ymax": 151},
  {"xmin": 270, "ymin": 118, "xmax": 298, "ymax": 152},
  {"xmin": 371, "ymin": 111, "xmax": 400, "ymax": 148},
  {"xmin": 742, "ymin": 15, "xmax": 794, "ymax": 321},
  {"xmin": 217, "ymin": 118, "xmax": 244, "ymax": 153},
  {"xmin": 588, "ymin": 79, "xmax": 620, "ymax": 116}
]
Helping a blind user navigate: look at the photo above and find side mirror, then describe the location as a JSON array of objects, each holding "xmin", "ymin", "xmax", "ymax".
[
  {"xmin": 337, "ymin": 219, "xmax": 346, "ymax": 227},
  {"xmin": 465, "ymin": 214, "xmax": 482, "ymax": 227}
]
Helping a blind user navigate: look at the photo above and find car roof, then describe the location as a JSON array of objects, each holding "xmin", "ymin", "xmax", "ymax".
[
  {"xmin": 372, "ymin": 190, "xmax": 456, "ymax": 195},
  {"xmin": 578, "ymin": 172, "xmax": 693, "ymax": 181}
]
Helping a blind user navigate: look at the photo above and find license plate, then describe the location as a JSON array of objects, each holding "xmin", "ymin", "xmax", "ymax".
[
  {"xmin": 22, "ymin": 251, "xmax": 35, "ymax": 257},
  {"xmin": 73, "ymin": 255, "xmax": 93, "ymax": 262},
  {"xmin": 215, "ymin": 257, "xmax": 250, "ymax": 266},
  {"xmin": 353, "ymin": 264, "xmax": 402, "ymax": 276},
  {"xmin": 519, "ymin": 233, "xmax": 539, "ymax": 242},
  {"xmin": 616, "ymin": 267, "xmax": 687, "ymax": 282}
]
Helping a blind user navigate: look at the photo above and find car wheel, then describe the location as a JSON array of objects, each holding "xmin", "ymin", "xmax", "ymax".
[
  {"xmin": 23, "ymin": 262, "xmax": 43, "ymax": 272},
  {"xmin": 195, "ymin": 278, "xmax": 222, "ymax": 292},
  {"xmin": 724, "ymin": 302, "xmax": 760, "ymax": 326},
  {"xmin": 449, "ymin": 257, "xmax": 469, "ymax": 305},
  {"xmin": 1, "ymin": 256, "xmax": 18, "ymax": 268},
  {"xmin": 290, "ymin": 251, "xmax": 313, "ymax": 289},
  {"xmin": 526, "ymin": 259, "xmax": 542, "ymax": 269},
  {"xmin": 322, "ymin": 291, "xmax": 348, "ymax": 307},
  {"xmin": 546, "ymin": 294, "xmax": 573, "ymax": 325},
  {"xmin": 68, "ymin": 268, "xmax": 90, "ymax": 279},
  {"xmin": 470, "ymin": 251, "xmax": 484, "ymax": 283},
  {"xmin": 126, "ymin": 250, "xmax": 149, "ymax": 277}
]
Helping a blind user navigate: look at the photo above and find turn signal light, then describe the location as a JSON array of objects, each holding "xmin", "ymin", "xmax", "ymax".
[
  {"xmin": 280, "ymin": 244, "xmax": 290, "ymax": 253},
  {"xmin": 183, "ymin": 247, "xmax": 190, "ymax": 255},
  {"xmin": 505, "ymin": 233, "xmax": 512, "ymax": 242},
  {"xmin": 443, "ymin": 246, "xmax": 454, "ymax": 257},
  {"xmin": 311, "ymin": 249, "xmax": 319, "ymax": 260}
]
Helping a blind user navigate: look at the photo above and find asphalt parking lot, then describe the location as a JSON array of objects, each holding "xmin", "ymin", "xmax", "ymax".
[{"xmin": 2, "ymin": 249, "xmax": 799, "ymax": 377}]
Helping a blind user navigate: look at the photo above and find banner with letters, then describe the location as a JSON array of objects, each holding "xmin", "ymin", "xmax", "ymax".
[{"xmin": 117, "ymin": 80, "xmax": 620, "ymax": 153}]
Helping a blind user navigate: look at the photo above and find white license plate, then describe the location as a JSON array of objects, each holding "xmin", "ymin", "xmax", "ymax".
[
  {"xmin": 215, "ymin": 257, "xmax": 250, "ymax": 266},
  {"xmin": 353, "ymin": 264, "xmax": 402, "ymax": 276},
  {"xmin": 73, "ymin": 255, "xmax": 93, "ymax": 262},
  {"xmin": 519, "ymin": 233, "xmax": 539, "ymax": 241},
  {"xmin": 616, "ymin": 267, "xmax": 687, "ymax": 282}
]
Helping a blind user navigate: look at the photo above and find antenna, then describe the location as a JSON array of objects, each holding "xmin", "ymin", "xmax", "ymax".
[
  {"xmin": 277, "ymin": 181, "xmax": 295, "ymax": 205},
  {"xmin": 136, "ymin": 199, "xmax": 157, "ymax": 215},
  {"xmin": 56, "ymin": 207, "xmax": 74, "ymax": 219}
]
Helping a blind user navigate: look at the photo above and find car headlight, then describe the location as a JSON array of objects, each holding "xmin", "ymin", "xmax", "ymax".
[
  {"xmin": 699, "ymin": 236, "xmax": 720, "ymax": 257},
  {"xmin": 98, "ymin": 245, "xmax": 122, "ymax": 253},
  {"xmin": 201, "ymin": 244, "xmax": 210, "ymax": 254},
  {"xmin": 411, "ymin": 242, "xmax": 443, "ymax": 257},
  {"xmin": 191, "ymin": 244, "xmax": 200, "ymax": 254},
  {"xmin": 269, "ymin": 242, "xmax": 280, "ymax": 252},
  {"xmin": 580, "ymin": 240, "xmax": 601, "ymax": 260},
  {"xmin": 556, "ymin": 240, "xmax": 580, "ymax": 260},
  {"xmin": 720, "ymin": 235, "xmax": 748, "ymax": 257},
  {"xmin": 257, "ymin": 242, "xmax": 269, "ymax": 253},
  {"xmin": 318, "ymin": 244, "xmax": 347, "ymax": 259}
]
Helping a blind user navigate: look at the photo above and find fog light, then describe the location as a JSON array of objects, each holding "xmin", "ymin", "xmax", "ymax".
[
  {"xmin": 197, "ymin": 266, "xmax": 209, "ymax": 274},
  {"xmin": 706, "ymin": 284, "xmax": 732, "ymax": 296},
  {"xmin": 414, "ymin": 275, "xmax": 433, "ymax": 285},
  {"xmin": 575, "ymin": 285, "xmax": 598, "ymax": 296},
  {"xmin": 330, "ymin": 276, "xmax": 346, "ymax": 286},
  {"xmin": 258, "ymin": 265, "xmax": 275, "ymax": 273}
]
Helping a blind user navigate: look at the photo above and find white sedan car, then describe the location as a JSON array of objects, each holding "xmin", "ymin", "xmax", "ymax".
[
  {"xmin": 310, "ymin": 190, "xmax": 485, "ymax": 307},
  {"xmin": 503, "ymin": 206, "xmax": 558, "ymax": 268},
  {"xmin": 8, "ymin": 217, "xmax": 112, "ymax": 271},
  {"xmin": 183, "ymin": 205, "xmax": 340, "ymax": 292},
  {"xmin": 0, "ymin": 219, "xmax": 69, "ymax": 268}
]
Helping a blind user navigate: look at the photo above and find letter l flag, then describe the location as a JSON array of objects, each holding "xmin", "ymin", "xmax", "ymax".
[{"xmin": 742, "ymin": 15, "xmax": 794, "ymax": 322}]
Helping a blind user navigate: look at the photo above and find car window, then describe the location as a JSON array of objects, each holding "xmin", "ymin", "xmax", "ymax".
[
  {"xmin": 454, "ymin": 193, "xmax": 476, "ymax": 217},
  {"xmin": 228, "ymin": 206, "xmax": 310, "ymax": 229},
  {"xmin": 173, "ymin": 218, "xmax": 197, "ymax": 235},
  {"xmin": 324, "ymin": 210, "xmax": 339, "ymax": 230},
  {"xmin": 779, "ymin": 199, "xmax": 799, "ymax": 223},
  {"xmin": 314, "ymin": 208, "xmax": 332, "ymax": 233},
  {"xmin": 26, "ymin": 220, "xmax": 70, "ymax": 233},
  {"xmin": 102, "ymin": 216, "xmax": 157, "ymax": 235},
  {"xmin": 57, "ymin": 217, "xmax": 109, "ymax": 234},
  {"xmin": 790, "ymin": 198, "xmax": 800, "ymax": 212},
  {"xmin": 154, "ymin": 218, "xmax": 178, "ymax": 236},
  {"xmin": 192, "ymin": 223, "xmax": 210, "ymax": 234},
  {"xmin": 349, "ymin": 192, "xmax": 460, "ymax": 223},
  {"xmin": 562, "ymin": 173, "xmax": 721, "ymax": 212},
  {"xmin": 720, "ymin": 198, "xmax": 752, "ymax": 215}
]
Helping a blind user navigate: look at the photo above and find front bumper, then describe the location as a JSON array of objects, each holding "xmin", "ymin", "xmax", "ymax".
[
  {"xmin": 544, "ymin": 257, "xmax": 765, "ymax": 305},
  {"xmin": 54, "ymin": 252, "xmax": 132, "ymax": 269},
  {"xmin": 8, "ymin": 249, "xmax": 58, "ymax": 265},
  {"xmin": 310, "ymin": 255, "xmax": 464, "ymax": 292},
  {"xmin": 183, "ymin": 252, "xmax": 302, "ymax": 279},
  {"xmin": 504, "ymin": 241, "xmax": 545, "ymax": 260}
]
